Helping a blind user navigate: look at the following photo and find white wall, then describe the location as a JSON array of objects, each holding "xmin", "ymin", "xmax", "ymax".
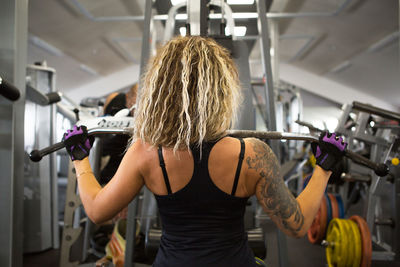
[
  {"xmin": 66, "ymin": 64, "xmax": 140, "ymax": 102},
  {"xmin": 279, "ymin": 63, "xmax": 398, "ymax": 111}
]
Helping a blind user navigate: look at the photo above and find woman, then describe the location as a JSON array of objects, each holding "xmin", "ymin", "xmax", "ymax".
[{"xmin": 63, "ymin": 36, "xmax": 347, "ymax": 267}]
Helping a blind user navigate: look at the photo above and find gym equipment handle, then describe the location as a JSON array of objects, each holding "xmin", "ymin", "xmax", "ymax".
[
  {"xmin": 227, "ymin": 130, "xmax": 389, "ymax": 177},
  {"xmin": 0, "ymin": 77, "xmax": 21, "ymax": 101},
  {"xmin": 295, "ymin": 120, "xmax": 324, "ymax": 133},
  {"xmin": 353, "ymin": 101, "xmax": 400, "ymax": 122},
  {"xmin": 29, "ymin": 128, "xmax": 132, "ymax": 162},
  {"xmin": 29, "ymin": 128, "xmax": 389, "ymax": 176}
]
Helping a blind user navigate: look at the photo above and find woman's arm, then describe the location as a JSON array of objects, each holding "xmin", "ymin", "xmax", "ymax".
[
  {"xmin": 73, "ymin": 142, "xmax": 145, "ymax": 224},
  {"xmin": 245, "ymin": 138, "xmax": 331, "ymax": 238}
]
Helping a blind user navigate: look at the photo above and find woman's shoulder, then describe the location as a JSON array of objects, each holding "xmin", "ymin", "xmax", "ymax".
[
  {"xmin": 126, "ymin": 139, "xmax": 157, "ymax": 160},
  {"xmin": 214, "ymin": 136, "xmax": 262, "ymax": 150}
]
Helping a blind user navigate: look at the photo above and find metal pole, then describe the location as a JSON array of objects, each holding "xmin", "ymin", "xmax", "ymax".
[
  {"xmin": 50, "ymin": 70, "xmax": 60, "ymax": 249},
  {"xmin": 200, "ymin": 0, "xmax": 209, "ymax": 36},
  {"xmin": 125, "ymin": 0, "xmax": 153, "ymax": 266},
  {"xmin": 269, "ymin": 19, "xmax": 279, "ymax": 83},
  {"xmin": 187, "ymin": 0, "xmax": 199, "ymax": 35},
  {"xmin": 187, "ymin": 0, "xmax": 206, "ymax": 36},
  {"xmin": 256, "ymin": 0, "xmax": 278, "ymax": 152},
  {"xmin": 0, "ymin": 1, "xmax": 28, "ymax": 266},
  {"xmin": 256, "ymin": 1, "xmax": 286, "ymax": 266}
]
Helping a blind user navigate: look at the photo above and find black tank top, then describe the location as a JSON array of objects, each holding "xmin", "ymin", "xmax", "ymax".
[{"xmin": 152, "ymin": 138, "xmax": 257, "ymax": 267}]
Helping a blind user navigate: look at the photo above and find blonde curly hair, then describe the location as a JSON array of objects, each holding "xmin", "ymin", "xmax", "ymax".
[{"xmin": 133, "ymin": 36, "xmax": 241, "ymax": 151}]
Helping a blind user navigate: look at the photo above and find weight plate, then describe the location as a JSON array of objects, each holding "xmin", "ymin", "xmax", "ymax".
[
  {"xmin": 342, "ymin": 220, "xmax": 353, "ymax": 267},
  {"xmin": 347, "ymin": 220, "xmax": 362, "ymax": 267},
  {"xmin": 350, "ymin": 215, "xmax": 372, "ymax": 267},
  {"xmin": 308, "ymin": 195, "xmax": 328, "ymax": 244},
  {"xmin": 328, "ymin": 193, "xmax": 339, "ymax": 219},
  {"xmin": 326, "ymin": 218, "xmax": 348, "ymax": 267},
  {"xmin": 335, "ymin": 194, "xmax": 345, "ymax": 218},
  {"xmin": 325, "ymin": 194, "xmax": 332, "ymax": 224}
]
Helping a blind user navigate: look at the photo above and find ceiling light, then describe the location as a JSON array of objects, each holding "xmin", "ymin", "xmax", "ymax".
[
  {"xmin": 209, "ymin": 12, "xmax": 258, "ymax": 19},
  {"xmin": 227, "ymin": 0, "xmax": 255, "ymax": 4},
  {"xmin": 179, "ymin": 27, "xmax": 187, "ymax": 36},
  {"xmin": 270, "ymin": 48, "xmax": 274, "ymax": 57},
  {"xmin": 171, "ymin": 0, "xmax": 186, "ymax": 6},
  {"xmin": 175, "ymin": 14, "xmax": 188, "ymax": 20},
  {"xmin": 225, "ymin": 26, "xmax": 247, "ymax": 37},
  {"xmin": 232, "ymin": 12, "xmax": 258, "ymax": 19}
]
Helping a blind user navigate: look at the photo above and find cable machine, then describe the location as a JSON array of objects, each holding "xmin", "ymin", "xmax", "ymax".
[{"xmin": 124, "ymin": 1, "xmax": 286, "ymax": 266}]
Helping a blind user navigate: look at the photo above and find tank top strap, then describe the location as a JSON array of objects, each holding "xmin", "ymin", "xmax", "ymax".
[
  {"xmin": 157, "ymin": 146, "xmax": 172, "ymax": 195},
  {"xmin": 231, "ymin": 138, "xmax": 245, "ymax": 196}
]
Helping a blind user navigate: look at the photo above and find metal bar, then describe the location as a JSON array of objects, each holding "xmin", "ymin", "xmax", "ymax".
[
  {"xmin": 50, "ymin": 71, "xmax": 60, "ymax": 249},
  {"xmin": 125, "ymin": 199, "xmax": 138, "ymax": 267},
  {"xmin": 255, "ymin": 2, "xmax": 285, "ymax": 265},
  {"xmin": 295, "ymin": 120, "xmax": 324, "ymax": 132},
  {"xmin": 220, "ymin": 0, "xmax": 225, "ymax": 35},
  {"xmin": 237, "ymin": 35, "xmax": 258, "ymax": 40},
  {"xmin": 269, "ymin": 19, "xmax": 279, "ymax": 82},
  {"xmin": 82, "ymin": 139, "xmax": 102, "ymax": 261},
  {"xmin": 125, "ymin": 0, "xmax": 153, "ymax": 265},
  {"xmin": 188, "ymin": 0, "xmax": 201, "ymax": 35},
  {"xmin": 163, "ymin": 2, "xmax": 186, "ymax": 42},
  {"xmin": 371, "ymin": 251, "xmax": 396, "ymax": 261},
  {"xmin": 30, "ymin": 128, "xmax": 389, "ymax": 176},
  {"xmin": 59, "ymin": 162, "xmax": 83, "ymax": 267},
  {"xmin": 210, "ymin": 0, "xmax": 236, "ymax": 39},
  {"xmin": 200, "ymin": 0, "xmax": 208, "ymax": 36},
  {"xmin": 70, "ymin": 0, "xmax": 352, "ymax": 21},
  {"xmin": 0, "ymin": 78, "xmax": 21, "ymax": 101},
  {"xmin": 341, "ymin": 173, "xmax": 371, "ymax": 183},
  {"xmin": 352, "ymin": 101, "xmax": 400, "ymax": 122},
  {"xmin": 0, "ymin": 1, "xmax": 28, "ymax": 266},
  {"xmin": 227, "ymin": 130, "xmax": 317, "ymax": 142},
  {"xmin": 395, "ymin": 171, "xmax": 400, "ymax": 261},
  {"xmin": 227, "ymin": 130, "xmax": 389, "ymax": 176},
  {"xmin": 256, "ymin": 0, "xmax": 278, "ymax": 150}
]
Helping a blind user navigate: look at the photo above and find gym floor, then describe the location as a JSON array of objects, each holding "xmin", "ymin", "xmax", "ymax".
[
  {"xmin": 24, "ymin": 222, "xmax": 400, "ymax": 267},
  {"xmin": 22, "ymin": 233, "xmax": 327, "ymax": 267},
  {"xmin": 23, "ymin": 181, "xmax": 399, "ymax": 267},
  {"xmin": 24, "ymin": 234, "xmax": 399, "ymax": 267}
]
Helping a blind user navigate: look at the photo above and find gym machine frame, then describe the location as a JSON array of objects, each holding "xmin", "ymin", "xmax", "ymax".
[
  {"xmin": 29, "ymin": 1, "xmax": 390, "ymax": 267},
  {"xmin": 0, "ymin": 1, "xmax": 28, "ymax": 267},
  {"xmin": 335, "ymin": 101, "xmax": 400, "ymax": 262}
]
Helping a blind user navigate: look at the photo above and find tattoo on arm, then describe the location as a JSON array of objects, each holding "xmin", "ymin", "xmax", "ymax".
[{"xmin": 246, "ymin": 138, "xmax": 304, "ymax": 235}]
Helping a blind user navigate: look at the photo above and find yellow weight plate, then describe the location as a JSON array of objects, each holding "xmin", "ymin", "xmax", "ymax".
[
  {"xmin": 326, "ymin": 218, "xmax": 348, "ymax": 267},
  {"xmin": 342, "ymin": 220, "xmax": 354, "ymax": 267},
  {"xmin": 348, "ymin": 220, "xmax": 362, "ymax": 267},
  {"xmin": 337, "ymin": 219, "xmax": 350, "ymax": 267}
]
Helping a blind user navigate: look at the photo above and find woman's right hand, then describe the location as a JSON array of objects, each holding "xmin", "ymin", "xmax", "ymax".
[
  {"xmin": 62, "ymin": 125, "xmax": 94, "ymax": 161},
  {"xmin": 311, "ymin": 131, "xmax": 347, "ymax": 172}
]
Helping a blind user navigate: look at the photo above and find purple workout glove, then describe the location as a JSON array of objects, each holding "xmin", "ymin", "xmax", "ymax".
[
  {"xmin": 311, "ymin": 131, "xmax": 347, "ymax": 171},
  {"xmin": 62, "ymin": 125, "xmax": 94, "ymax": 161}
]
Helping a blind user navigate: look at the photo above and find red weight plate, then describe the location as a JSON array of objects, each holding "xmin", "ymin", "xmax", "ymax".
[
  {"xmin": 328, "ymin": 193, "xmax": 339, "ymax": 219},
  {"xmin": 307, "ymin": 196, "xmax": 328, "ymax": 244},
  {"xmin": 350, "ymin": 215, "xmax": 372, "ymax": 267}
]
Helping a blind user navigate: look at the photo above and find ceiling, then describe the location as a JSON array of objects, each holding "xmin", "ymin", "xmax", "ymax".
[{"xmin": 27, "ymin": 0, "xmax": 399, "ymax": 109}]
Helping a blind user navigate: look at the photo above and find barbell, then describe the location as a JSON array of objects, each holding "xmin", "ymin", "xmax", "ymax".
[{"xmin": 29, "ymin": 128, "xmax": 389, "ymax": 177}]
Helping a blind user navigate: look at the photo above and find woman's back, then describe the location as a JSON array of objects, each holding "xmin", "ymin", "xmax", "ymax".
[{"xmin": 138, "ymin": 137, "xmax": 257, "ymax": 267}]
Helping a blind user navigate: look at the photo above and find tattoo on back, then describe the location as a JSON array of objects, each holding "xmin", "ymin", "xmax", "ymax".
[{"xmin": 246, "ymin": 138, "xmax": 304, "ymax": 235}]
